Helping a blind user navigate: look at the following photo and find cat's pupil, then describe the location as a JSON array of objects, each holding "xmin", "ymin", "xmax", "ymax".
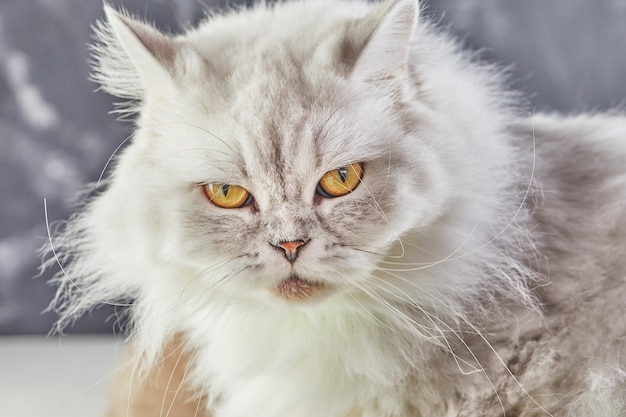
[
  {"xmin": 337, "ymin": 167, "xmax": 348, "ymax": 183},
  {"xmin": 221, "ymin": 184, "xmax": 230, "ymax": 196}
]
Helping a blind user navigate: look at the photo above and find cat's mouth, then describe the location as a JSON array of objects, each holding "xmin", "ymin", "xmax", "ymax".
[{"xmin": 274, "ymin": 275, "xmax": 329, "ymax": 301}]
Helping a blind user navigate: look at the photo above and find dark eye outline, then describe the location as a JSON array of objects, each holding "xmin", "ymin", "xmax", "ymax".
[
  {"xmin": 202, "ymin": 183, "xmax": 255, "ymax": 209},
  {"xmin": 316, "ymin": 183, "xmax": 336, "ymax": 198},
  {"xmin": 315, "ymin": 163, "xmax": 364, "ymax": 199}
]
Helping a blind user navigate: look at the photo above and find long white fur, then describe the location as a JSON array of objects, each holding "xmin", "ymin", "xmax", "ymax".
[{"xmin": 43, "ymin": 0, "xmax": 626, "ymax": 416}]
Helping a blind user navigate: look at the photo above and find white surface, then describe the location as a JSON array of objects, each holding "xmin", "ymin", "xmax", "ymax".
[{"xmin": 0, "ymin": 335, "xmax": 125, "ymax": 417}]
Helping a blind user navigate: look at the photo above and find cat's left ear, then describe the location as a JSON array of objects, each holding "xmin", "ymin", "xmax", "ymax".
[{"xmin": 350, "ymin": 0, "xmax": 418, "ymax": 82}]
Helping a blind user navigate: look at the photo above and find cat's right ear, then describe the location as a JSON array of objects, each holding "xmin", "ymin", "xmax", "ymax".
[
  {"xmin": 91, "ymin": 5, "xmax": 182, "ymax": 111},
  {"xmin": 347, "ymin": 0, "xmax": 418, "ymax": 83}
]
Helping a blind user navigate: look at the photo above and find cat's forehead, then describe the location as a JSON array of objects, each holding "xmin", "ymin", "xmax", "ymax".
[
  {"xmin": 223, "ymin": 80, "xmax": 352, "ymax": 188},
  {"xmin": 190, "ymin": 63, "xmax": 373, "ymax": 176}
]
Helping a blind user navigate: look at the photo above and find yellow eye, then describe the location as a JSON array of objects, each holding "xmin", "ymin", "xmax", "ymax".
[
  {"xmin": 203, "ymin": 183, "xmax": 252, "ymax": 208},
  {"xmin": 317, "ymin": 163, "xmax": 364, "ymax": 198}
]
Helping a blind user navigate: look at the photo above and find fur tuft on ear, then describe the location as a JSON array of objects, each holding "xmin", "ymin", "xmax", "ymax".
[
  {"xmin": 90, "ymin": 4, "xmax": 177, "ymax": 116},
  {"xmin": 351, "ymin": 0, "xmax": 418, "ymax": 82}
]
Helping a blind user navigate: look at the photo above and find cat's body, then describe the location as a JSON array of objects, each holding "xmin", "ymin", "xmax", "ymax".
[{"xmin": 44, "ymin": 0, "xmax": 626, "ymax": 416}]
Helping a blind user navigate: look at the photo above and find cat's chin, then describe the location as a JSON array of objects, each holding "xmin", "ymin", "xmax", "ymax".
[{"xmin": 272, "ymin": 274, "xmax": 333, "ymax": 303}]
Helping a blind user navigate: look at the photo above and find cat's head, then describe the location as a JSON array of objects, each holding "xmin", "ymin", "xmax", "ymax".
[{"xmin": 49, "ymin": 0, "xmax": 527, "ymax": 330}]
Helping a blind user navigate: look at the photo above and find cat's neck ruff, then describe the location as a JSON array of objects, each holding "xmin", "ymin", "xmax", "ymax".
[{"xmin": 183, "ymin": 295, "xmax": 424, "ymax": 417}]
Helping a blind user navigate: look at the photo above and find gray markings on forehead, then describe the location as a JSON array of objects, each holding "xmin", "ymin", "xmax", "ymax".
[{"xmin": 266, "ymin": 125, "xmax": 289, "ymax": 203}]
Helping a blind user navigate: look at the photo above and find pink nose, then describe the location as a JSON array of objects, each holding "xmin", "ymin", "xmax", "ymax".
[{"xmin": 274, "ymin": 240, "xmax": 308, "ymax": 264}]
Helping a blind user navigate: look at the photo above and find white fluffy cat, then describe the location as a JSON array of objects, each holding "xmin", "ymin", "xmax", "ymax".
[{"xmin": 44, "ymin": 0, "xmax": 626, "ymax": 416}]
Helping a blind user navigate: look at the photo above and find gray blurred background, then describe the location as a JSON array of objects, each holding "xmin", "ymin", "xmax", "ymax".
[{"xmin": 1, "ymin": 0, "xmax": 625, "ymax": 335}]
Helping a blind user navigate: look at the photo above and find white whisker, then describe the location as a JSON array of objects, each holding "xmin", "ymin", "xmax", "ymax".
[
  {"xmin": 377, "ymin": 223, "xmax": 479, "ymax": 272},
  {"xmin": 96, "ymin": 133, "xmax": 133, "ymax": 189}
]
